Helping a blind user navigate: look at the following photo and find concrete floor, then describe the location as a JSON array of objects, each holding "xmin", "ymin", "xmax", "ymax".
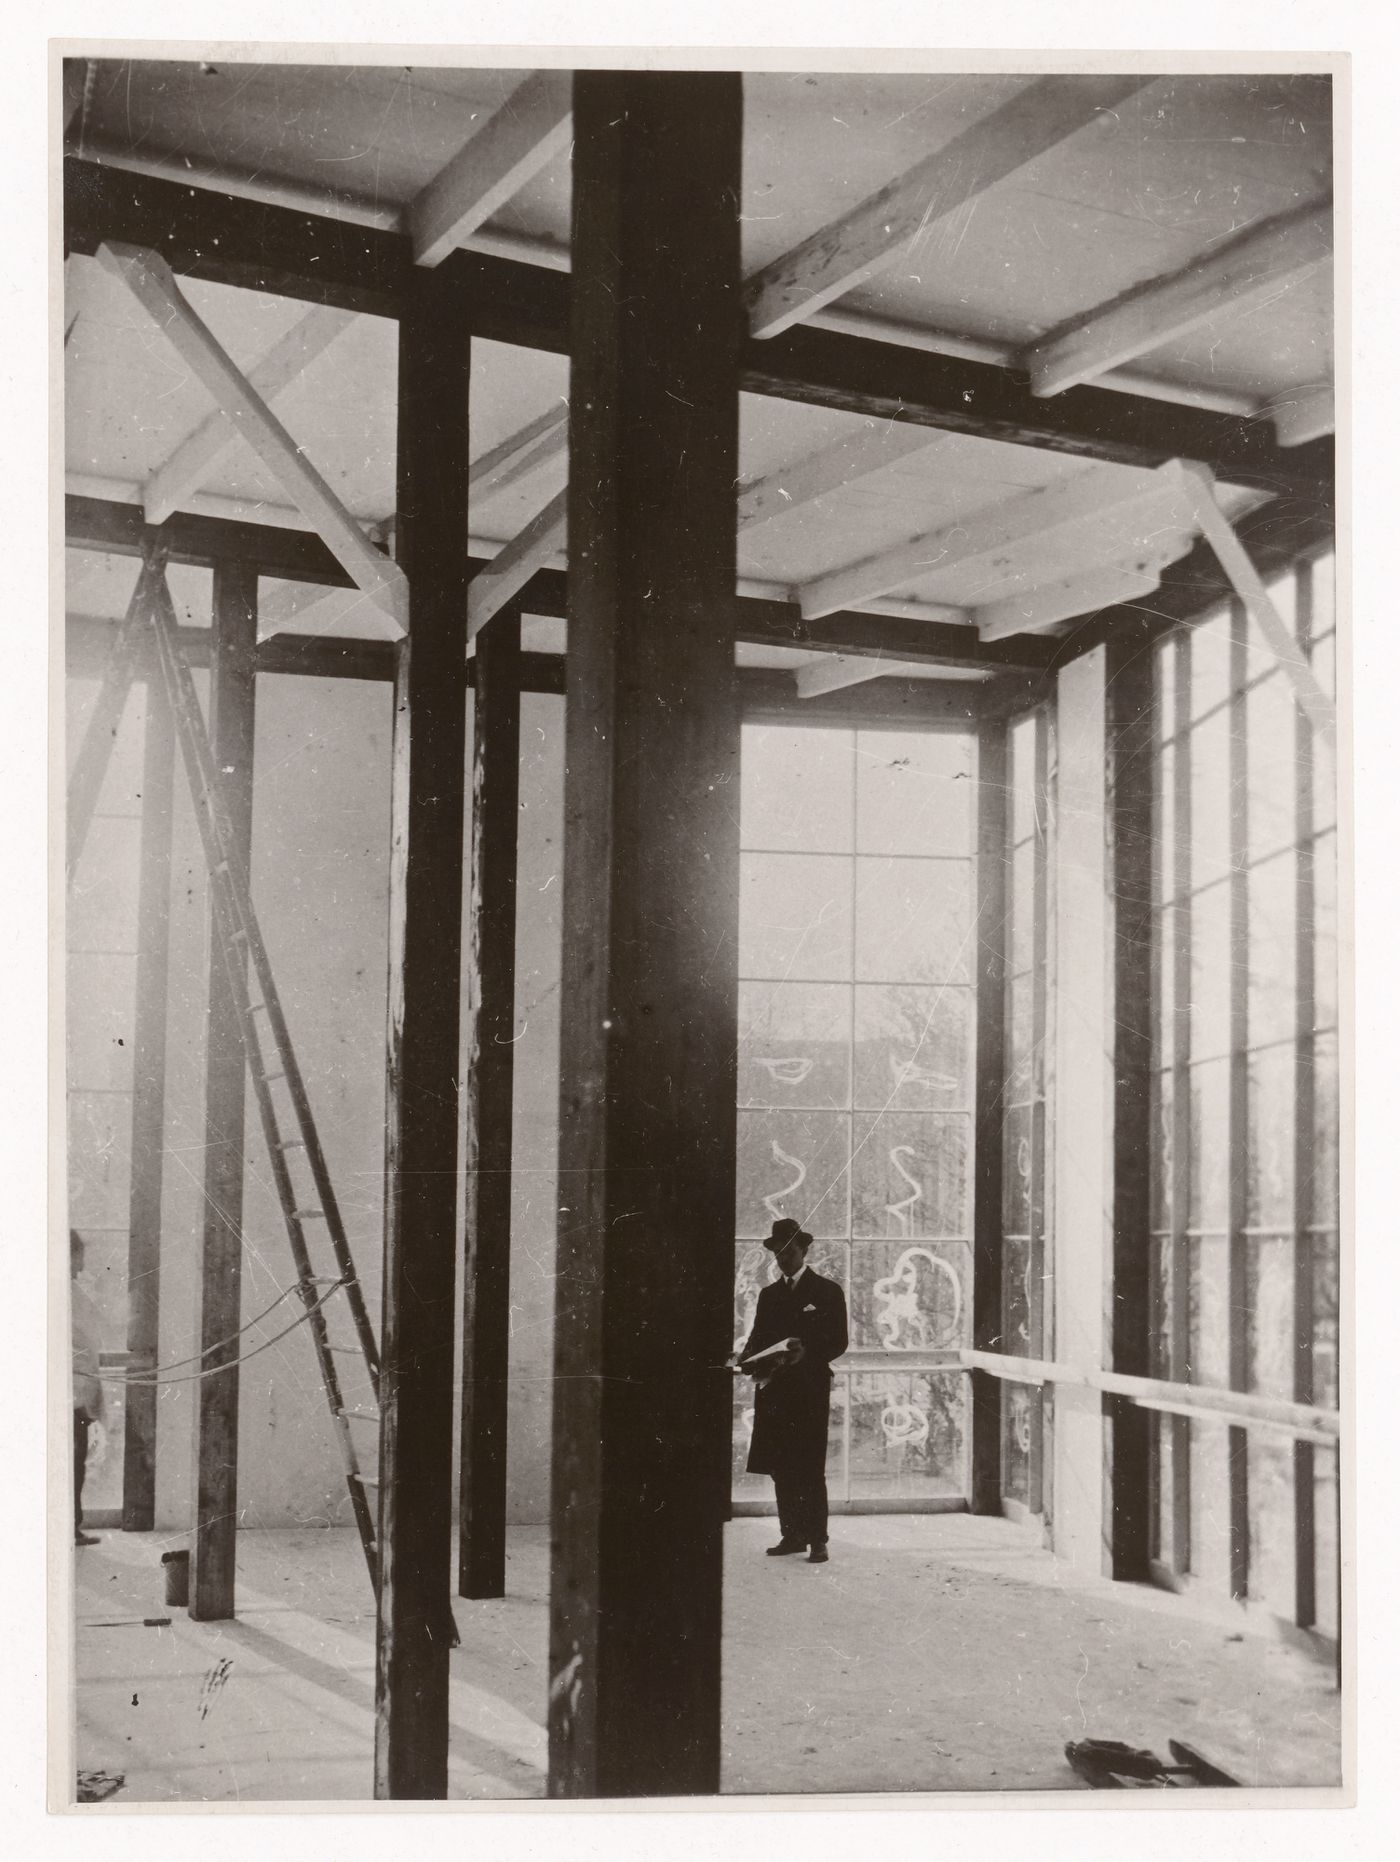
[{"xmin": 72, "ymin": 1514, "xmax": 1342, "ymax": 1803}]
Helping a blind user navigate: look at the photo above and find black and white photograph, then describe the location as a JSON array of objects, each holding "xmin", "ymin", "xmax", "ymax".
[{"xmin": 48, "ymin": 23, "xmax": 1353, "ymax": 1820}]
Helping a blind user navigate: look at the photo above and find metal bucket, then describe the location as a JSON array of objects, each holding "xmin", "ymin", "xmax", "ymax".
[{"xmin": 161, "ymin": 1548, "xmax": 190, "ymax": 1608}]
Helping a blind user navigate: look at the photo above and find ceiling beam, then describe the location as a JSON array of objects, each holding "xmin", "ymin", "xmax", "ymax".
[
  {"xmin": 409, "ymin": 71, "xmax": 573, "ymax": 268},
  {"xmin": 975, "ymin": 554, "xmax": 1170, "ymax": 642},
  {"xmin": 97, "ymin": 241, "xmax": 409, "ymax": 633},
  {"xmin": 797, "ymin": 459, "xmax": 1186, "ymax": 620},
  {"xmin": 793, "ymin": 653, "xmax": 942, "ymax": 698},
  {"xmin": 1174, "ymin": 460, "xmax": 1336, "ymax": 746},
  {"xmin": 737, "ymin": 422, "xmax": 946, "ymax": 531},
  {"xmin": 465, "ymin": 489, "xmax": 567, "ymax": 639},
  {"xmin": 745, "ymin": 75, "xmax": 1152, "ymax": 339},
  {"xmin": 67, "ymin": 493, "xmax": 1053, "ymax": 674},
  {"xmin": 1023, "ymin": 200, "xmax": 1334, "ymax": 398},
  {"xmin": 64, "ymin": 159, "xmax": 1333, "ymax": 503},
  {"xmin": 1265, "ymin": 380, "xmax": 1335, "ymax": 448},
  {"xmin": 142, "ymin": 303, "xmax": 352, "ymax": 523},
  {"xmin": 469, "ymin": 405, "xmax": 568, "ymax": 501}
]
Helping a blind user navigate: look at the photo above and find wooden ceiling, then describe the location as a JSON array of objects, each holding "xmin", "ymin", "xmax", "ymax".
[{"xmin": 62, "ymin": 58, "xmax": 1334, "ymax": 679}]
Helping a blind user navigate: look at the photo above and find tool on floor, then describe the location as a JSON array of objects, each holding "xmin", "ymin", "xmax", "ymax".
[
  {"xmin": 67, "ymin": 545, "xmax": 383, "ymax": 1589},
  {"xmin": 1065, "ymin": 1737, "xmax": 1241, "ymax": 1789}
]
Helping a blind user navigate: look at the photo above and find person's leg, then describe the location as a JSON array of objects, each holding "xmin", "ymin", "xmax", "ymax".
[{"xmin": 770, "ymin": 1471, "xmax": 807, "ymax": 1549}]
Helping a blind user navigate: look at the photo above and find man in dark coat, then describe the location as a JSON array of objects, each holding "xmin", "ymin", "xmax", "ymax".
[{"xmin": 738, "ymin": 1217, "xmax": 848, "ymax": 1563}]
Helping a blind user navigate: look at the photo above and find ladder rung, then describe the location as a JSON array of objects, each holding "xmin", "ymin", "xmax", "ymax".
[
  {"xmin": 275, "ymin": 1136, "xmax": 306, "ymax": 1150},
  {"xmin": 293, "ymin": 1209, "xmax": 328, "ymax": 1220},
  {"xmin": 359, "ymin": 1475, "xmax": 380, "ymax": 1488},
  {"xmin": 343, "ymin": 1409, "xmax": 380, "ymax": 1424},
  {"xmin": 259, "ymin": 1070, "xmax": 286, "ymax": 1084}
]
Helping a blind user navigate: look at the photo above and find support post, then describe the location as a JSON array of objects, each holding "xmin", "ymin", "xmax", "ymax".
[
  {"xmin": 120, "ymin": 665, "xmax": 175, "ymax": 1531},
  {"xmin": 1293, "ymin": 561, "xmax": 1318, "ymax": 1629},
  {"xmin": 373, "ymin": 269, "xmax": 471, "ymax": 1800},
  {"xmin": 548, "ymin": 71, "xmax": 743, "ymax": 1800},
  {"xmin": 188, "ymin": 562, "xmax": 258, "ymax": 1620},
  {"xmin": 458, "ymin": 605, "xmax": 522, "ymax": 1599},
  {"xmin": 1104, "ymin": 630, "xmax": 1156, "ymax": 1580},
  {"xmin": 1227, "ymin": 600, "xmax": 1251, "ymax": 1600},
  {"xmin": 970, "ymin": 717, "xmax": 1008, "ymax": 1515}
]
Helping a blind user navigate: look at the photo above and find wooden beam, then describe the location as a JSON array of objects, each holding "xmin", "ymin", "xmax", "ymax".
[
  {"xmin": 736, "ymin": 423, "xmax": 944, "ymax": 531},
  {"xmin": 1268, "ymin": 381, "xmax": 1334, "ymax": 449},
  {"xmin": 466, "ymin": 490, "xmax": 566, "ymax": 641},
  {"xmin": 119, "ymin": 665, "xmax": 175, "ymax": 1532},
  {"xmin": 745, "ymin": 76, "xmax": 1151, "ymax": 339},
  {"xmin": 1176, "ymin": 460, "xmax": 1337, "ymax": 746},
  {"xmin": 793, "ymin": 652, "xmax": 933, "ymax": 698},
  {"xmin": 66, "ymin": 558, "xmax": 158, "ymax": 877},
  {"xmin": 410, "ymin": 70, "xmax": 573, "ymax": 267},
  {"xmin": 549, "ymin": 70, "xmax": 742, "ymax": 1801},
  {"xmin": 188, "ymin": 561, "xmax": 258, "ymax": 1622},
  {"xmin": 97, "ymin": 241, "xmax": 409, "ymax": 633},
  {"xmin": 1105, "ymin": 629, "xmax": 1156, "ymax": 1582},
  {"xmin": 143, "ymin": 304, "xmax": 351, "ymax": 523},
  {"xmin": 974, "ymin": 553, "xmax": 1172, "ymax": 642},
  {"xmin": 373, "ymin": 268, "xmax": 472, "ymax": 1801},
  {"xmin": 798, "ymin": 459, "xmax": 1184, "ymax": 620},
  {"xmin": 970, "ymin": 717, "xmax": 1009, "ymax": 1515},
  {"xmin": 65, "ymin": 159, "xmax": 1333, "ymax": 504},
  {"xmin": 459, "ymin": 607, "xmax": 522, "ymax": 1600},
  {"xmin": 1024, "ymin": 201, "xmax": 1333, "ymax": 397},
  {"xmin": 470, "ymin": 406, "xmax": 568, "ymax": 503}
]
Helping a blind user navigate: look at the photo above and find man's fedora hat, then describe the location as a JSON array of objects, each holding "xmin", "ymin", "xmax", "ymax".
[{"xmin": 764, "ymin": 1216, "xmax": 813, "ymax": 1253}]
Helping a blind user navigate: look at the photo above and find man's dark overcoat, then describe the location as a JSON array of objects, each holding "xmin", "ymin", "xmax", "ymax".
[{"xmin": 741, "ymin": 1268, "xmax": 848, "ymax": 1476}]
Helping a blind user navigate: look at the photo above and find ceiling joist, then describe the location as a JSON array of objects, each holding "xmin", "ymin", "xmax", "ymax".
[
  {"xmin": 737, "ymin": 423, "xmax": 945, "ymax": 531},
  {"xmin": 409, "ymin": 70, "xmax": 573, "ymax": 268},
  {"xmin": 143, "ymin": 302, "xmax": 352, "ymax": 524},
  {"xmin": 465, "ymin": 489, "xmax": 567, "ymax": 639},
  {"xmin": 793, "ymin": 653, "xmax": 938, "ymax": 698},
  {"xmin": 797, "ymin": 458, "xmax": 1187, "ymax": 621},
  {"xmin": 974, "ymin": 554, "xmax": 1172, "ymax": 642},
  {"xmin": 1023, "ymin": 200, "xmax": 1334, "ymax": 401},
  {"xmin": 1265, "ymin": 380, "xmax": 1335, "ymax": 449},
  {"xmin": 744, "ymin": 74, "xmax": 1151, "ymax": 340},
  {"xmin": 97, "ymin": 241, "xmax": 409, "ymax": 634}
]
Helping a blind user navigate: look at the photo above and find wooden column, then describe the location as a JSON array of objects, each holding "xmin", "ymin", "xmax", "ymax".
[
  {"xmin": 1226, "ymin": 600, "xmax": 1251, "ymax": 1600},
  {"xmin": 970, "ymin": 718, "xmax": 1008, "ymax": 1515},
  {"xmin": 1104, "ymin": 629, "xmax": 1156, "ymax": 1581},
  {"xmin": 458, "ymin": 605, "xmax": 522, "ymax": 1599},
  {"xmin": 121, "ymin": 665, "xmax": 175, "ymax": 1531},
  {"xmin": 548, "ymin": 70, "xmax": 743, "ymax": 1800},
  {"xmin": 188, "ymin": 562, "xmax": 258, "ymax": 1620},
  {"xmin": 373, "ymin": 270, "xmax": 471, "ymax": 1800},
  {"xmin": 1292, "ymin": 561, "xmax": 1318, "ymax": 1629}
]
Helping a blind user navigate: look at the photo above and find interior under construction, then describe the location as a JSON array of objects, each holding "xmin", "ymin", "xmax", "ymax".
[{"xmin": 60, "ymin": 55, "xmax": 1342, "ymax": 1803}]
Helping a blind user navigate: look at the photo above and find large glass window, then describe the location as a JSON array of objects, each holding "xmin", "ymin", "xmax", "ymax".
[
  {"xmin": 732, "ymin": 724, "xmax": 976, "ymax": 1507},
  {"xmin": 1148, "ymin": 552, "xmax": 1339, "ymax": 1634}
]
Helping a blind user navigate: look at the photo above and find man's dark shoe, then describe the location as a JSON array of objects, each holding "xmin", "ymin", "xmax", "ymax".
[
  {"xmin": 766, "ymin": 1538, "xmax": 808, "ymax": 1556},
  {"xmin": 74, "ymin": 1531, "xmax": 100, "ymax": 1546},
  {"xmin": 807, "ymin": 1544, "xmax": 829, "ymax": 1564}
]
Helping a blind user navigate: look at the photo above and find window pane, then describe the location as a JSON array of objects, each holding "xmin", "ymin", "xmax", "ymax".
[
  {"xmin": 1007, "ymin": 971, "xmax": 1035, "ymax": 1100},
  {"xmin": 1246, "ymin": 673, "xmax": 1298, "ymax": 861},
  {"xmin": 1247, "ymin": 1431, "xmax": 1296, "ymax": 1616},
  {"xmin": 733, "ymin": 1239, "xmax": 847, "ymax": 1356},
  {"xmin": 1189, "ymin": 1233, "xmax": 1230, "ymax": 1386},
  {"xmin": 738, "ymin": 980, "xmax": 851, "ymax": 1109},
  {"xmin": 1189, "ymin": 1418, "xmax": 1233, "ymax": 1592},
  {"xmin": 68, "ymin": 1090, "xmax": 131, "ymax": 1229},
  {"xmin": 1003, "ymin": 1231, "xmax": 1034, "ymax": 1355},
  {"xmin": 1245, "ymin": 569, "xmax": 1298, "ymax": 679},
  {"xmin": 1310, "ymin": 629, "xmax": 1336, "ymax": 703},
  {"xmin": 1313, "ymin": 1447, "xmax": 1339, "ymax": 1637},
  {"xmin": 850, "ymin": 1111, "xmax": 970, "ymax": 1238},
  {"xmin": 740, "ymin": 850, "xmax": 852, "ymax": 979},
  {"xmin": 1010, "ymin": 839, "xmax": 1035, "ymax": 974},
  {"xmin": 1247, "ymin": 848, "xmax": 1297, "ymax": 1048},
  {"xmin": 1190, "ymin": 711, "xmax": 1232, "ymax": 890},
  {"xmin": 1155, "ymin": 903, "xmax": 1178, "ymax": 1062},
  {"xmin": 1310, "ymin": 553, "xmax": 1335, "ymax": 638},
  {"xmin": 741, "ymin": 725, "xmax": 852, "ymax": 852},
  {"xmin": 847, "ymin": 1371, "xmax": 966, "ymax": 1500},
  {"xmin": 1156, "ymin": 739, "xmax": 1177, "ymax": 902},
  {"xmin": 736, "ymin": 1108, "xmax": 853, "ymax": 1239},
  {"xmin": 1011, "ymin": 715, "xmax": 1038, "ymax": 841},
  {"xmin": 1247, "ymin": 1233, "xmax": 1295, "ymax": 1401},
  {"xmin": 1247, "ymin": 1042, "xmax": 1297, "ymax": 1230},
  {"xmin": 1003, "ymin": 1102, "xmax": 1033, "ymax": 1237},
  {"xmin": 1188, "ymin": 1058, "xmax": 1230, "ymax": 1234},
  {"xmin": 854, "ymin": 856, "xmax": 972, "ymax": 983},
  {"xmin": 66, "ymin": 952, "xmax": 137, "ymax": 1094},
  {"xmin": 1190, "ymin": 880, "xmax": 1232, "ymax": 1061},
  {"xmin": 1001, "ymin": 1381, "xmax": 1040, "ymax": 1505},
  {"xmin": 850, "ymin": 1239, "xmax": 970, "ymax": 1350},
  {"xmin": 1313, "ymin": 1224, "xmax": 1340, "ymax": 1410},
  {"xmin": 1311, "ymin": 697, "xmax": 1337, "ymax": 832},
  {"xmin": 1312, "ymin": 1032, "xmax": 1339, "ymax": 1231},
  {"xmin": 855, "ymin": 729, "xmax": 972, "ymax": 856},
  {"xmin": 1150, "ymin": 1070, "xmax": 1174, "ymax": 1232},
  {"xmin": 1157, "ymin": 635, "xmax": 1177, "ymax": 743},
  {"xmin": 853, "ymin": 983, "xmax": 970, "ymax": 1111},
  {"xmin": 67, "ymin": 815, "xmax": 142, "ymax": 954},
  {"xmin": 1190, "ymin": 608, "xmax": 1232, "ymax": 720}
]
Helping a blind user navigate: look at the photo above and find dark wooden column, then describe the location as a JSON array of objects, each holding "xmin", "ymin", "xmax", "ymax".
[
  {"xmin": 188, "ymin": 562, "xmax": 258, "ymax": 1620},
  {"xmin": 1104, "ymin": 628, "xmax": 1156, "ymax": 1581},
  {"xmin": 121, "ymin": 665, "xmax": 175, "ymax": 1531},
  {"xmin": 373, "ymin": 269, "xmax": 471, "ymax": 1800},
  {"xmin": 459, "ymin": 605, "xmax": 522, "ymax": 1599},
  {"xmin": 970, "ymin": 717, "xmax": 1008, "ymax": 1514},
  {"xmin": 548, "ymin": 70, "xmax": 743, "ymax": 1800}
]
